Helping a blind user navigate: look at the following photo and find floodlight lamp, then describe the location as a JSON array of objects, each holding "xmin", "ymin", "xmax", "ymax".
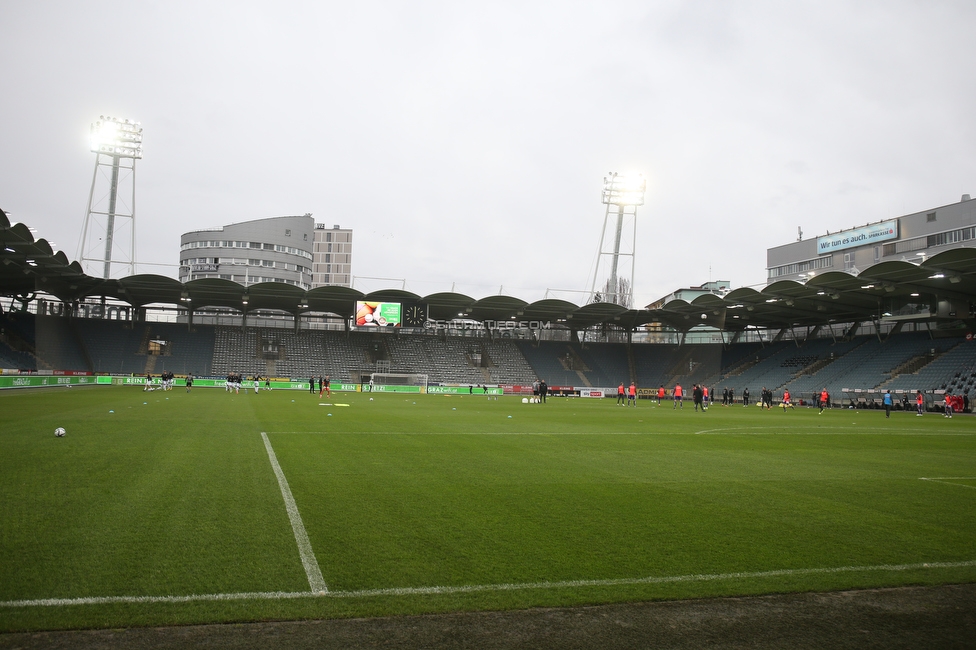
[
  {"xmin": 90, "ymin": 115, "xmax": 144, "ymax": 158},
  {"xmin": 929, "ymin": 273, "xmax": 945, "ymax": 279},
  {"xmin": 602, "ymin": 172, "xmax": 646, "ymax": 206}
]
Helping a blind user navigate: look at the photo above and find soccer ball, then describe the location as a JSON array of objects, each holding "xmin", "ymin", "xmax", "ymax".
[{"xmin": 54, "ymin": 427, "xmax": 66, "ymax": 437}]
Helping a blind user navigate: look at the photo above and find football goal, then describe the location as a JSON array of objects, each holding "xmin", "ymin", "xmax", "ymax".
[{"xmin": 369, "ymin": 372, "xmax": 429, "ymax": 392}]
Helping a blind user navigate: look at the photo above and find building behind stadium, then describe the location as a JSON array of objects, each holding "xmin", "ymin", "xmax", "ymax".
[
  {"xmin": 767, "ymin": 193, "xmax": 975, "ymax": 282},
  {"xmin": 179, "ymin": 215, "xmax": 352, "ymax": 289}
]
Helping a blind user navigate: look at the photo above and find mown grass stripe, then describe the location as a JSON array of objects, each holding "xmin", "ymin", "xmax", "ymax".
[{"xmin": 3, "ymin": 560, "xmax": 973, "ymax": 608}]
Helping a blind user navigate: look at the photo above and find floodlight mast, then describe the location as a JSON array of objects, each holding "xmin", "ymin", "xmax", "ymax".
[
  {"xmin": 589, "ymin": 172, "xmax": 645, "ymax": 307},
  {"xmin": 78, "ymin": 116, "xmax": 142, "ymax": 279}
]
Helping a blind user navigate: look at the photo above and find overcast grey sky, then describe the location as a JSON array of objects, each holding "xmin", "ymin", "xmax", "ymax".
[{"xmin": 2, "ymin": 0, "xmax": 974, "ymax": 307}]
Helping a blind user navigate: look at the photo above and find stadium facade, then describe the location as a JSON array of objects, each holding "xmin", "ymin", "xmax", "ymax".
[
  {"xmin": 767, "ymin": 193, "xmax": 975, "ymax": 282},
  {"xmin": 179, "ymin": 215, "xmax": 353, "ymax": 290}
]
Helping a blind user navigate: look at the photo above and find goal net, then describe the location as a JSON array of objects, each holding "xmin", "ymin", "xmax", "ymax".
[{"xmin": 369, "ymin": 372, "xmax": 429, "ymax": 390}]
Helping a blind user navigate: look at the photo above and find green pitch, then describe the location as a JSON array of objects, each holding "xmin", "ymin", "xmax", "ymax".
[{"xmin": 1, "ymin": 386, "xmax": 974, "ymax": 631}]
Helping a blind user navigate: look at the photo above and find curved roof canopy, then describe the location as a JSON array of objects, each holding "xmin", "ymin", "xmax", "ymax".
[{"xmin": 4, "ymin": 208, "xmax": 976, "ymax": 331}]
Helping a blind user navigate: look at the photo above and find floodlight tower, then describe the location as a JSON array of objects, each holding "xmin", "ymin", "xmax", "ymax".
[
  {"xmin": 78, "ymin": 115, "xmax": 143, "ymax": 278},
  {"xmin": 589, "ymin": 172, "xmax": 645, "ymax": 307}
]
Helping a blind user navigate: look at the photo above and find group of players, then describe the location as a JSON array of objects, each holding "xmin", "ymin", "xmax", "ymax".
[
  {"xmin": 224, "ymin": 373, "xmax": 271, "ymax": 393},
  {"xmin": 310, "ymin": 375, "xmax": 331, "ymax": 398},
  {"xmin": 144, "ymin": 370, "xmax": 179, "ymax": 391},
  {"xmin": 625, "ymin": 382, "xmax": 823, "ymax": 412},
  {"xmin": 615, "ymin": 382, "xmax": 638, "ymax": 406},
  {"xmin": 634, "ymin": 383, "xmax": 956, "ymax": 417},
  {"xmin": 225, "ymin": 372, "xmax": 246, "ymax": 393}
]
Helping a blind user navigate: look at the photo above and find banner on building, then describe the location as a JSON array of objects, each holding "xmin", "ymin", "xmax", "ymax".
[{"xmin": 817, "ymin": 220, "xmax": 898, "ymax": 254}]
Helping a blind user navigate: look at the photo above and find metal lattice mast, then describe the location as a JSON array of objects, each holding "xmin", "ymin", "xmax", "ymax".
[
  {"xmin": 77, "ymin": 116, "xmax": 142, "ymax": 279},
  {"xmin": 588, "ymin": 172, "xmax": 645, "ymax": 307}
]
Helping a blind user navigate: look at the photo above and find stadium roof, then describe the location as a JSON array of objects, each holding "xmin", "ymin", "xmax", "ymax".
[{"xmin": 3, "ymin": 208, "xmax": 975, "ymax": 332}]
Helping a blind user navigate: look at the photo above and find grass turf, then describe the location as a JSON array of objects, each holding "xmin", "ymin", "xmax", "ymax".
[{"xmin": 1, "ymin": 386, "xmax": 974, "ymax": 631}]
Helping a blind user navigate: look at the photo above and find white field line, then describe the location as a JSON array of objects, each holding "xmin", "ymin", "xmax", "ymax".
[
  {"xmin": 261, "ymin": 431, "xmax": 327, "ymax": 593},
  {"xmin": 919, "ymin": 477, "xmax": 976, "ymax": 490},
  {"xmin": 264, "ymin": 429, "xmax": 974, "ymax": 436},
  {"xmin": 692, "ymin": 427, "xmax": 975, "ymax": 436},
  {"xmin": 3, "ymin": 560, "xmax": 975, "ymax": 609}
]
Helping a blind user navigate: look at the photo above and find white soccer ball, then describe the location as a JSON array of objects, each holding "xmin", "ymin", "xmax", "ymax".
[
  {"xmin": 522, "ymin": 398, "xmax": 528, "ymax": 403},
  {"xmin": 54, "ymin": 427, "xmax": 66, "ymax": 437}
]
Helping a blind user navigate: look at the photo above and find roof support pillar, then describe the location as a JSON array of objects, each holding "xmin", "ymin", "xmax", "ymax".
[{"xmin": 885, "ymin": 321, "xmax": 904, "ymax": 341}]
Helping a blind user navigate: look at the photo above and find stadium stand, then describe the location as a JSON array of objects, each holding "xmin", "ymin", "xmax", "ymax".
[
  {"xmin": 3, "ymin": 310, "xmax": 973, "ymax": 407},
  {"xmin": 33, "ymin": 316, "xmax": 90, "ymax": 372},
  {"xmin": 0, "ymin": 340, "xmax": 36, "ymax": 370},
  {"xmin": 483, "ymin": 339, "xmax": 537, "ymax": 385},
  {"xmin": 0, "ymin": 312, "xmax": 39, "ymax": 370},
  {"xmin": 807, "ymin": 333, "xmax": 956, "ymax": 395},
  {"xmin": 883, "ymin": 338, "xmax": 976, "ymax": 393},
  {"xmin": 775, "ymin": 338, "xmax": 866, "ymax": 396},
  {"xmin": 515, "ymin": 341, "xmax": 589, "ymax": 387},
  {"xmin": 72, "ymin": 319, "xmax": 216, "ymax": 376}
]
